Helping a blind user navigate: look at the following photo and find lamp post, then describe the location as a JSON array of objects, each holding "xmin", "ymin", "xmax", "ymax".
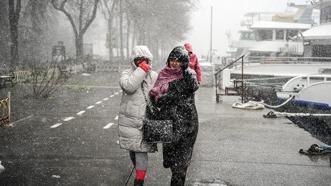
[{"xmin": 210, "ymin": 6, "xmax": 213, "ymax": 63}]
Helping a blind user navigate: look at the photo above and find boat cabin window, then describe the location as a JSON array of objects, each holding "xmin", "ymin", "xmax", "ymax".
[
  {"xmin": 256, "ymin": 30, "xmax": 273, "ymax": 41},
  {"xmin": 286, "ymin": 30, "xmax": 299, "ymax": 40},
  {"xmin": 320, "ymin": 5, "xmax": 331, "ymax": 24},
  {"xmin": 309, "ymin": 77, "xmax": 324, "ymax": 81},
  {"xmin": 327, "ymin": 78, "xmax": 331, "ymax": 81},
  {"xmin": 240, "ymin": 31, "xmax": 254, "ymax": 40},
  {"xmin": 312, "ymin": 45, "xmax": 331, "ymax": 57},
  {"xmin": 276, "ymin": 30, "xmax": 284, "ymax": 40}
]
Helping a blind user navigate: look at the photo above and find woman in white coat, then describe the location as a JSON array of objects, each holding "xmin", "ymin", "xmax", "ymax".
[{"xmin": 118, "ymin": 46, "xmax": 157, "ymax": 186}]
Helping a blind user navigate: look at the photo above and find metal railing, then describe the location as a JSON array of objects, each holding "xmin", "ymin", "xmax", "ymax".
[
  {"xmin": 214, "ymin": 55, "xmax": 331, "ymax": 103},
  {"xmin": 244, "ymin": 56, "xmax": 331, "ymax": 64},
  {"xmin": 214, "ymin": 55, "xmax": 245, "ymax": 103}
]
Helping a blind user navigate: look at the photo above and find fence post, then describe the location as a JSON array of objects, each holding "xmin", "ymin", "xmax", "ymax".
[
  {"xmin": 8, "ymin": 91, "xmax": 11, "ymax": 123},
  {"xmin": 241, "ymin": 56, "xmax": 244, "ymax": 103}
]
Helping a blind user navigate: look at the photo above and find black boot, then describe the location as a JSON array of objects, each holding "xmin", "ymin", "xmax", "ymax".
[
  {"xmin": 134, "ymin": 179, "xmax": 144, "ymax": 186},
  {"xmin": 170, "ymin": 167, "xmax": 188, "ymax": 186}
]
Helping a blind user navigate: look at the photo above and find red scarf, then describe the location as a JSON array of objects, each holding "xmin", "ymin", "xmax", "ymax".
[{"xmin": 149, "ymin": 66, "xmax": 183, "ymax": 101}]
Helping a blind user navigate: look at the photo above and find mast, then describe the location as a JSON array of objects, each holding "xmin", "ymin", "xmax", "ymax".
[{"xmin": 210, "ymin": 6, "xmax": 213, "ymax": 63}]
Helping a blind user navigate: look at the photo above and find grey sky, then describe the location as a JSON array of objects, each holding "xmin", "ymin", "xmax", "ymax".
[{"xmin": 185, "ymin": 0, "xmax": 309, "ymax": 57}]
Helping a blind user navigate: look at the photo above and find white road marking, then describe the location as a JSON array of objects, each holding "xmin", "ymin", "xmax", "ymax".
[
  {"xmin": 114, "ymin": 92, "xmax": 119, "ymax": 95},
  {"xmin": 87, "ymin": 105, "xmax": 95, "ymax": 109},
  {"xmin": 63, "ymin": 117, "xmax": 75, "ymax": 121},
  {"xmin": 110, "ymin": 95, "xmax": 114, "ymax": 98},
  {"xmin": 116, "ymin": 140, "xmax": 119, "ymax": 144},
  {"xmin": 50, "ymin": 123, "xmax": 62, "ymax": 128},
  {"xmin": 119, "ymin": 90, "xmax": 122, "ymax": 92},
  {"xmin": 76, "ymin": 111, "xmax": 86, "ymax": 116},
  {"xmin": 9, "ymin": 114, "xmax": 34, "ymax": 126},
  {"xmin": 51, "ymin": 175, "xmax": 61, "ymax": 179},
  {"xmin": 95, "ymin": 101, "xmax": 102, "ymax": 105},
  {"xmin": 103, "ymin": 123, "xmax": 114, "ymax": 129},
  {"xmin": 114, "ymin": 115, "xmax": 118, "ymax": 120},
  {"xmin": 103, "ymin": 98, "xmax": 109, "ymax": 101}
]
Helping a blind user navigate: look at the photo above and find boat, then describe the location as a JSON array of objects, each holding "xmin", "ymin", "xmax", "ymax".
[
  {"xmin": 215, "ymin": 1, "xmax": 331, "ymax": 145},
  {"xmin": 218, "ymin": 1, "xmax": 331, "ymax": 95},
  {"xmin": 275, "ymin": 75, "xmax": 331, "ymax": 144},
  {"xmin": 226, "ymin": 2, "xmax": 317, "ymax": 59}
]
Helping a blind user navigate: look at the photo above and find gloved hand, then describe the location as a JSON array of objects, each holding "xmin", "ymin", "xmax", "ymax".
[
  {"xmin": 138, "ymin": 61, "xmax": 151, "ymax": 73},
  {"xmin": 182, "ymin": 68, "xmax": 191, "ymax": 79},
  {"xmin": 179, "ymin": 56, "xmax": 189, "ymax": 71}
]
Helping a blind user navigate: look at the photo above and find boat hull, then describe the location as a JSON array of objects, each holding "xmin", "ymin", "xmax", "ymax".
[{"xmin": 276, "ymin": 101, "xmax": 331, "ymax": 145}]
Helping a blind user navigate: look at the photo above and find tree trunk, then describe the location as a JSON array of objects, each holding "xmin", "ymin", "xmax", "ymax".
[
  {"xmin": 126, "ymin": 17, "xmax": 131, "ymax": 58},
  {"xmin": 131, "ymin": 23, "xmax": 136, "ymax": 52},
  {"xmin": 155, "ymin": 39, "xmax": 159, "ymax": 60},
  {"xmin": 9, "ymin": 24, "xmax": 19, "ymax": 69},
  {"xmin": 8, "ymin": 0, "xmax": 21, "ymax": 71},
  {"xmin": 138, "ymin": 28, "xmax": 145, "ymax": 45},
  {"xmin": 0, "ymin": 1, "xmax": 9, "ymax": 64},
  {"xmin": 107, "ymin": 18, "xmax": 114, "ymax": 60},
  {"xmin": 30, "ymin": 1, "xmax": 43, "ymax": 61},
  {"xmin": 75, "ymin": 35, "xmax": 84, "ymax": 62},
  {"xmin": 119, "ymin": 0, "xmax": 124, "ymax": 61}
]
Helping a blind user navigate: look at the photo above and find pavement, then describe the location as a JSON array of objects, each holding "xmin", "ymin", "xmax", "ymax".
[{"xmin": 0, "ymin": 72, "xmax": 330, "ymax": 185}]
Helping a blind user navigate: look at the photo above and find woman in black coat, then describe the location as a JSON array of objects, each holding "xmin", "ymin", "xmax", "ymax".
[{"xmin": 149, "ymin": 46, "xmax": 199, "ymax": 186}]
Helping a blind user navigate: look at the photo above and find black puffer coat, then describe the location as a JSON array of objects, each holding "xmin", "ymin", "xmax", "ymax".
[{"xmin": 148, "ymin": 69, "xmax": 199, "ymax": 170}]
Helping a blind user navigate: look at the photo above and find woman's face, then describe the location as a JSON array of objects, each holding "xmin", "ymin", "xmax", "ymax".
[
  {"xmin": 134, "ymin": 57, "xmax": 150, "ymax": 67},
  {"xmin": 169, "ymin": 58, "xmax": 181, "ymax": 69}
]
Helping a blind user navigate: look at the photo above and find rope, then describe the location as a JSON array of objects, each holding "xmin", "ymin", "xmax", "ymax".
[
  {"xmin": 261, "ymin": 95, "xmax": 295, "ymax": 109},
  {"xmin": 245, "ymin": 76, "xmax": 291, "ymax": 82},
  {"xmin": 264, "ymin": 111, "xmax": 331, "ymax": 118},
  {"xmin": 232, "ymin": 101, "xmax": 265, "ymax": 110},
  {"xmin": 232, "ymin": 95, "xmax": 295, "ymax": 110}
]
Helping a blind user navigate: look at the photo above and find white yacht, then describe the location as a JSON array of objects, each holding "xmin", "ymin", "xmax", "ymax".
[{"xmin": 227, "ymin": 2, "xmax": 317, "ymax": 58}]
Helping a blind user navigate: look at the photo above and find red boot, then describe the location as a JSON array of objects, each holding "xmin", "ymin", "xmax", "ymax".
[{"xmin": 134, "ymin": 170, "xmax": 146, "ymax": 186}]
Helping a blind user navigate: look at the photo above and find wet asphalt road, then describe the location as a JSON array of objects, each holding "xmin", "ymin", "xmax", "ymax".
[
  {"xmin": 1, "ymin": 72, "xmax": 331, "ymax": 186},
  {"xmin": 0, "ymin": 72, "xmax": 135, "ymax": 185}
]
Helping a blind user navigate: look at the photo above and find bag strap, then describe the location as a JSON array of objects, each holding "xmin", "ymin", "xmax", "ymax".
[{"xmin": 141, "ymin": 81, "xmax": 153, "ymax": 113}]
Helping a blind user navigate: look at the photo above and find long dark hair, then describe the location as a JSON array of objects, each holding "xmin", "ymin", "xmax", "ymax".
[{"xmin": 166, "ymin": 46, "xmax": 189, "ymax": 67}]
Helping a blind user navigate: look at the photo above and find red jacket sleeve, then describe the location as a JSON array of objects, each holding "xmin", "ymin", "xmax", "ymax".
[{"xmin": 195, "ymin": 56, "xmax": 202, "ymax": 83}]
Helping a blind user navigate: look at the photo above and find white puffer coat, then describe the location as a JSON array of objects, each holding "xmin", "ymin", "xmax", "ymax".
[{"xmin": 118, "ymin": 46, "xmax": 157, "ymax": 152}]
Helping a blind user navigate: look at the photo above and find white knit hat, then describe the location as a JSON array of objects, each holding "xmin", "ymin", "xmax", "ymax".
[{"xmin": 131, "ymin": 45, "xmax": 153, "ymax": 62}]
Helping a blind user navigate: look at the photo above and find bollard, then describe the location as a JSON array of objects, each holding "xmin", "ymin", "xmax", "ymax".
[{"xmin": 0, "ymin": 161, "xmax": 4, "ymax": 173}]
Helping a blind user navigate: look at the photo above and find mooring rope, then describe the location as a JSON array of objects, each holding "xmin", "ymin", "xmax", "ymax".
[
  {"xmin": 261, "ymin": 95, "xmax": 295, "ymax": 109},
  {"xmin": 232, "ymin": 95, "xmax": 295, "ymax": 110},
  {"xmin": 264, "ymin": 111, "xmax": 331, "ymax": 118}
]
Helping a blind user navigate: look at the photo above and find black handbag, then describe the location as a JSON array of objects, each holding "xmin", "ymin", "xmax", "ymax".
[
  {"xmin": 142, "ymin": 119, "xmax": 173, "ymax": 143},
  {"xmin": 141, "ymin": 82, "xmax": 173, "ymax": 143}
]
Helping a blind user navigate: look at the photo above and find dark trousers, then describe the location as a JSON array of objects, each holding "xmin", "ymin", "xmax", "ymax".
[{"xmin": 170, "ymin": 166, "xmax": 188, "ymax": 186}]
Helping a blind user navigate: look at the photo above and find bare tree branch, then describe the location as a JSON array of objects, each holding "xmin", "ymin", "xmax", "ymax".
[
  {"xmin": 78, "ymin": 0, "xmax": 83, "ymax": 31},
  {"xmin": 51, "ymin": 0, "xmax": 78, "ymax": 37},
  {"xmin": 81, "ymin": 0, "xmax": 99, "ymax": 34},
  {"xmin": 102, "ymin": 0, "xmax": 117, "ymax": 19},
  {"xmin": 15, "ymin": 0, "xmax": 21, "ymax": 22}
]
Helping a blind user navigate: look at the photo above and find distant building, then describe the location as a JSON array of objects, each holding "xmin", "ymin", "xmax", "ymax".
[{"xmin": 302, "ymin": 0, "xmax": 331, "ymax": 57}]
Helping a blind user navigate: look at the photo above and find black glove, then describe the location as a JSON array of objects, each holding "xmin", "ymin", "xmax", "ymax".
[
  {"xmin": 179, "ymin": 55, "xmax": 189, "ymax": 72},
  {"xmin": 182, "ymin": 69, "xmax": 191, "ymax": 80}
]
